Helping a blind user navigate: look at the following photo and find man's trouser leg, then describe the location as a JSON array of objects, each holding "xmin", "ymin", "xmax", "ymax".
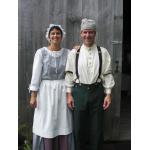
[{"xmin": 72, "ymin": 84, "xmax": 104, "ymax": 150}]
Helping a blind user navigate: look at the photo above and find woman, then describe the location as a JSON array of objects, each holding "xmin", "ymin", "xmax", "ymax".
[{"xmin": 29, "ymin": 24, "xmax": 73, "ymax": 150}]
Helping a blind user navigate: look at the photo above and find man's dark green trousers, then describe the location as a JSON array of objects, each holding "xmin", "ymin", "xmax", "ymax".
[{"xmin": 72, "ymin": 82, "xmax": 105, "ymax": 150}]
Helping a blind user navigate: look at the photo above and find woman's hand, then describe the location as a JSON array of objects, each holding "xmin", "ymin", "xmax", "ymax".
[
  {"xmin": 30, "ymin": 96, "xmax": 37, "ymax": 108},
  {"xmin": 66, "ymin": 93, "xmax": 75, "ymax": 110},
  {"xmin": 29, "ymin": 91, "xmax": 37, "ymax": 108},
  {"xmin": 103, "ymin": 94, "xmax": 111, "ymax": 110}
]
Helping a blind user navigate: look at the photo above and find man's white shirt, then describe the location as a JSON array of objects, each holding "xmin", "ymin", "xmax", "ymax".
[{"xmin": 65, "ymin": 44, "xmax": 115, "ymax": 94}]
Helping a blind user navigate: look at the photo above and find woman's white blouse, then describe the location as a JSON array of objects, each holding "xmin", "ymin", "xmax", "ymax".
[{"xmin": 29, "ymin": 47, "xmax": 69, "ymax": 91}]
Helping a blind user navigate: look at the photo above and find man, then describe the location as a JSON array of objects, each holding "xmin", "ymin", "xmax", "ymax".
[{"xmin": 65, "ymin": 18, "xmax": 115, "ymax": 150}]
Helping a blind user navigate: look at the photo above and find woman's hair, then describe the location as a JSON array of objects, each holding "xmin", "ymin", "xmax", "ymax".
[{"xmin": 49, "ymin": 26, "xmax": 63, "ymax": 37}]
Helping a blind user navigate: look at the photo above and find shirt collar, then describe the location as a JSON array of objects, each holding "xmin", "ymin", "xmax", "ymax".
[{"xmin": 82, "ymin": 43, "xmax": 96, "ymax": 51}]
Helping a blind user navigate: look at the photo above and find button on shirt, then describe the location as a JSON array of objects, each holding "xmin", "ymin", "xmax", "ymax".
[{"xmin": 65, "ymin": 44, "xmax": 115, "ymax": 94}]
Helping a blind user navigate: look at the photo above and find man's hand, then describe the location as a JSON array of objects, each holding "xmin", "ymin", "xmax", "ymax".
[
  {"xmin": 73, "ymin": 45, "xmax": 80, "ymax": 50},
  {"xmin": 103, "ymin": 94, "xmax": 111, "ymax": 110},
  {"xmin": 66, "ymin": 93, "xmax": 75, "ymax": 110}
]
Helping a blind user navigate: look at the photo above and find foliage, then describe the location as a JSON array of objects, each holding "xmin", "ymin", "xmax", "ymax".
[{"xmin": 18, "ymin": 123, "xmax": 32, "ymax": 150}]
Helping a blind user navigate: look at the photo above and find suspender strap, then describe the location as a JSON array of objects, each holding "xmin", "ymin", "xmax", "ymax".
[
  {"xmin": 65, "ymin": 71, "xmax": 73, "ymax": 75},
  {"xmin": 97, "ymin": 46, "xmax": 102, "ymax": 80},
  {"xmin": 75, "ymin": 48, "xmax": 80, "ymax": 80},
  {"xmin": 75, "ymin": 46, "xmax": 102, "ymax": 82}
]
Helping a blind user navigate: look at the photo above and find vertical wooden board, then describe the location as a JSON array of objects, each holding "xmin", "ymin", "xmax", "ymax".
[
  {"xmin": 37, "ymin": 0, "xmax": 51, "ymax": 32},
  {"xmin": 97, "ymin": 0, "xmax": 115, "ymax": 140},
  {"xmin": 65, "ymin": 0, "xmax": 82, "ymax": 48},
  {"xmin": 45, "ymin": 0, "xmax": 68, "ymax": 47},
  {"xmin": 72, "ymin": 0, "xmax": 82, "ymax": 46},
  {"xmin": 31, "ymin": 0, "xmax": 47, "ymax": 31},
  {"xmin": 65, "ymin": 19, "xmax": 74, "ymax": 49},
  {"xmin": 18, "ymin": 53, "xmax": 33, "ymax": 125},
  {"xmin": 111, "ymin": 0, "xmax": 123, "ymax": 140},
  {"xmin": 65, "ymin": 0, "xmax": 74, "ymax": 48},
  {"xmin": 18, "ymin": 0, "xmax": 22, "ymax": 53},
  {"xmin": 88, "ymin": 0, "xmax": 99, "ymax": 19},
  {"xmin": 74, "ymin": 5, "xmax": 81, "ymax": 45},
  {"xmin": 81, "ymin": 0, "xmax": 99, "ymax": 20},
  {"xmin": 99, "ymin": 0, "xmax": 114, "ymax": 53},
  {"xmin": 97, "ymin": 1, "xmax": 104, "ymax": 46},
  {"xmin": 30, "ymin": 0, "xmax": 66, "ymax": 50},
  {"xmin": 18, "ymin": 53, "xmax": 25, "ymax": 120},
  {"xmin": 73, "ymin": 21, "xmax": 81, "ymax": 47},
  {"xmin": 113, "ymin": 0, "xmax": 123, "ymax": 112},
  {"xmin": 87, "ymin": 0, "xmax": 100, "ymax": 48},
  {"xmin": 19, "ymin": 0, "xmax": 33, "ymax": 54},
  {"xmin": 82, "ymin": 0, "xmax": 90, "ymax": 18}
]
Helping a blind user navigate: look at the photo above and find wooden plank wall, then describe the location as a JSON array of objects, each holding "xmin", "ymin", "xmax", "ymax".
[
  {"xmin": 19, "ymin": 0, "xmax": 123, "ymax": 140},
  {"xmin": 111, "ymin": 0, "xmax": 123, "ymax": 140}
]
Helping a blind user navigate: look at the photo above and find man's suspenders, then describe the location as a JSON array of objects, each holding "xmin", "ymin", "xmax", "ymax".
[
  {"xmin": 75, "ymin": 48, "xmax": 80, "ymax": 80},
  {"xmin": 97, "ymin": 46, "xmax": 102, "ymax": 80},
  {"xmin": 75, "ymin": 46, "xmax": 102, "ymax": 82}
]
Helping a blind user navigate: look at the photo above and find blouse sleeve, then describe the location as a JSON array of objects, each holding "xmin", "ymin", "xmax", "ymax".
[{"xmin": 29, "ymin": 49, "xmax": 43, "ymax": 91}]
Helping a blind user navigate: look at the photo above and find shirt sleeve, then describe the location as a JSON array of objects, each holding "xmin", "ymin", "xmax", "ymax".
[
  {"xmin": 65, "ymin": 50, "xmax": 75, "ymax": 93},
  {"xmin": 29, "ymin": 49, "xmax": 43, "ymax": 91},
  {"xmin": 101, "ymin": 49, "xmax": 115, "ymax": 94}
]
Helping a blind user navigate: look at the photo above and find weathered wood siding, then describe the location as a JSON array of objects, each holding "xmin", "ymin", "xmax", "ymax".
[{"xmin": 19, "ymin": 0, "xmax": 123, "ymax": 140}]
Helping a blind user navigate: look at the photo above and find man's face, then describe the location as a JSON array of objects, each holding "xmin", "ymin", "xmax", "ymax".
[{"xmin": 80, "ymin": 29, "xmax": 96, "ymax": 47}]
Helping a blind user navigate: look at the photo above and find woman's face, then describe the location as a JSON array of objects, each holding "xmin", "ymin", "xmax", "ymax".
[{"xmin": 49, "ymin": 28, "xmax": 62, "ymax": 45}]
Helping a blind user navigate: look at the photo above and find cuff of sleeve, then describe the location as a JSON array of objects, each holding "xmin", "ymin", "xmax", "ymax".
[
  {"xmin": 29, "ymin": 86, "xmax": 39, "ymax": 92},
  {"xmin": 105, "ymin": 88, "xmax": 111, "ymax": 95},
  {"xmin": 66, "ymin": 87, "xmax": 72, "ymax": 93}
]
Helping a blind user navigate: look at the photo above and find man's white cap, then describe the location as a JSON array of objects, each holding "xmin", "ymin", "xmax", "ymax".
[{"xmin": 81, "ymin": 18, "xmax": 96, "ymax": 31}]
